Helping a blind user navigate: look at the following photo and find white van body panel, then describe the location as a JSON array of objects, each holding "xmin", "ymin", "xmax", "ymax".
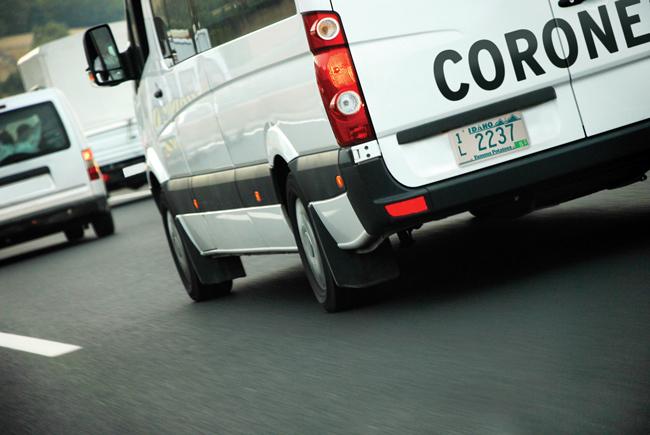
[
  {"xmin": 145, "ymin": 147, "xmax": 170, "ymax": 184},
  {"xmin": 17, "ymin": 22, "xmax": 144, "ymax": 170},
  {"xmin": 332, "ymin": 0, "xmax": 586, "ymax": 188},
  {"xmin": 141, "ymin": 13, "xmax": 335, "ymax": 172},
  {"xmin": 296, "ymin": 0, "xmax": 332, "ymax": 13},
  {"xmin": 177, "ymin": 205, "xmax": 297, "ymax": 256},
  {"xmin": 311, "ymin": 193, "xmax": 373, "ymax": 250},
  {"xmin": 176, "ymin": 94, "xmax": 234, "ymax": 175},
  {"xmin": 199, "ymin": 16, "xmax": 337, "ymax": 167},
  {"xmin": 0, "ymin": 185, "xmax": 100, "ymax": 224},
  {"xmin": 550, "ymin": 0, "xmax": 650, "ymax": 136},
  {"xmin": 136, "ymin": 1, "xmax": 333, "ymax": 253},
  {"xmin": 266, "ymin": 124, "xmax": 299, "ymax": 168},
  {"xmin": 0, "ymin": 89, "xmax": 106, "ymax": 224}
]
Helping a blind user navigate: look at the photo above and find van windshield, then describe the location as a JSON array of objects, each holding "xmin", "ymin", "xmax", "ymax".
[{"xmin": 0, "ymin": 102, "xmax": 70, "ymax": 168}]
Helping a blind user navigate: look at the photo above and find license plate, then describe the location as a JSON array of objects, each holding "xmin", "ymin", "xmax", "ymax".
[
  {"xmin": 122, "ymin": 162, "xmax": 147, "ymax": 178},
  {"xmin": 449, "ymin": 112, "xmax": 530, "ymax": 166}
]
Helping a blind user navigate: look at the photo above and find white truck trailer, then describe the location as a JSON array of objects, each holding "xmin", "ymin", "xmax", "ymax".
[{"xmin": 17, "ymin": 22, "xmax": 146, "ymax": 191}]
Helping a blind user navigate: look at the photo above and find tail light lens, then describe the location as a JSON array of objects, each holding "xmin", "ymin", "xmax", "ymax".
[
  {"xmin": 81, "ymin": 148, "xmax": 101, "ymax": 181},
  {"xmin": 385, "ymin": 196, "xmax": 428, "ymax": 218},
  {"xmin": 303, "ymin": 12, "xmax": 376, "ymax": 147}
]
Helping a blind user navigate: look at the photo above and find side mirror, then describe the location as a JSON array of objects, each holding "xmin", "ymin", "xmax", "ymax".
[{"xmin": 83, "ymin": 24, "xmax": 132, "ymax": 87}]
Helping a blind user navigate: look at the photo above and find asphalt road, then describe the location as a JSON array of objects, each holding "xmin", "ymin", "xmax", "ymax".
[{"xmin": 1, "ymin": 184, "xmax": 649, "ymax": 434}]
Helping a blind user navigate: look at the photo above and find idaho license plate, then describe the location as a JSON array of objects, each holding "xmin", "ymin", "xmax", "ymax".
[{"xmin": 449, "ymin": 112, "xmax": 530, "ymax": 166}]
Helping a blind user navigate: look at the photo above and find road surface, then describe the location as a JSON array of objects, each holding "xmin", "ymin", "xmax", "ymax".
[{"xmin": 1, "ymin": 184, "xmax": 649, "ymax": 434}]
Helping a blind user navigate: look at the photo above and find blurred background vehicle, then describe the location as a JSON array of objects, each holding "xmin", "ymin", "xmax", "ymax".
[
  {"xmin": 0, "ymin": 88, "xmax": 114, "ymax": 248},
  {"xmin": 17, "ymin": 22, "xmax": 146, "ymax": 192}
]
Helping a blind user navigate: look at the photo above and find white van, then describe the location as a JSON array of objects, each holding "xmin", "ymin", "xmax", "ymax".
[
  {"xmin": 0, "ymin": 89, "xmax": 114, "ymax": 248},
  {"xmin": 84, "ymin": 0, "xmax": 650, "ymax": 311}
]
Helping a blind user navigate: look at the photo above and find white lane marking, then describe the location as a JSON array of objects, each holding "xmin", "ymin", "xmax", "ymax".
[{"xmin": 0, "ymin": 332, "xmax": 82, "ymax": 357}]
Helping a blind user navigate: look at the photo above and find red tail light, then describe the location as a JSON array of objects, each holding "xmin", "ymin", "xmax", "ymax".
[
  {"xmin": 81, "ymin": 148, "xmax": 101, "ymax": 181},
  {"xmin": 303, "ymin": 12, "xmax": 376, "ymax": 147},
  {"xmin": 385, "ymin": 196, "xmax": 428, "ymax": 218}
]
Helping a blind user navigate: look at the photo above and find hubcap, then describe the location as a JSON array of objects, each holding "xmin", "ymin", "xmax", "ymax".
[
  {"xmin": 295, "ymin": 198, "xmax": 327, "ymax": 293},
  {"xmin": 166, "ymin": 211, "xmax": 190, "ymax": 281}
]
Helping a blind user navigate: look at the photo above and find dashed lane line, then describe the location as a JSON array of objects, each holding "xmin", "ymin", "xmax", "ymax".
[{"xmin": 0, "ymin": 332, "xmax": 82, "ymax": 357}]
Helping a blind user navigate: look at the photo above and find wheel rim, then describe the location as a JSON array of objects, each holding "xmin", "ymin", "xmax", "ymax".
[
  {"xmin": 294, "ymin": 198, "xmax": 327, "ymax": 295},
  {"xmin": 166, "ymin": 211, "xmax": 191, "ymax": 281}
]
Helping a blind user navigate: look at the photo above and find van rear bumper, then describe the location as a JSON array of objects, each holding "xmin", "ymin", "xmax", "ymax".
[
  {"xmin": 341, "ymin": 119, "xmax": 650, "ymax": 238},
  {"xmin": 0, "ymin": 196, "xmax": 108, "ymax": 247}
]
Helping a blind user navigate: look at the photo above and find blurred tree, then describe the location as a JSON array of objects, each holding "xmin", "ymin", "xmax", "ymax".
[
  {"xmin": 32, "ymin": 22, "xmax": 70, "ymax": 47},
  {"xmin": 0, "ymin": 0, "xmax": 32, "ymax": 37},
  {"xmin": 0, "ymin": 71, "xmax": 25, "ymax": 98},
  {"xmin": 0, "ymin": 0, "xmax": 125, "ymax": 37},
  {"xmin": 33, "ymin": 0, "xmax": 124, "ymax": 29}
]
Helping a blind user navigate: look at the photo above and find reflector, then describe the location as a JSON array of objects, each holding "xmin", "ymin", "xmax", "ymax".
[{"xmin": 385, "ymin": 196, "xmax": 428, "ymax": 218}]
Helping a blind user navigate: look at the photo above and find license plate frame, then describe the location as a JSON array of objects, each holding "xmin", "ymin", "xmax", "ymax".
[{"xmin": 449, "ymin": 112, "xmax": 530, "ymax": 167}]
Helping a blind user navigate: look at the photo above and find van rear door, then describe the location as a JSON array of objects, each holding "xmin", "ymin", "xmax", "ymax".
[
  {"xmin": 332, "ymin": 0, "xmax": 586, "ymax": 188},
  {"xmin": 0, "ymin": 101, "xmax": 88, "ymax": 209},
  {"xmin": 550, "ymin": 0, "xmax": 650, "ymax": 136}
]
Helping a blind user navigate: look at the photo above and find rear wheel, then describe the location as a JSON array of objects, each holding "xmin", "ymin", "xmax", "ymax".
[
  {"xmin": 286, "ymin": 175, "xmax": 350, "ymax": 313},
  {"xmin": 64, "ymin": 225, "xmax": 84, "ymax": 242},
  {"xmin": 92, "ymin": 212, "xmax": 115, "ymax": 238},
  {"xmin": 162, "ymin": 202, "xmax": 232, "ymax": 302}
]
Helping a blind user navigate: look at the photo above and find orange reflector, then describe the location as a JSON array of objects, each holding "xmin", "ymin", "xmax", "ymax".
[
  {"xmin": 81, "ymin": 148, "xmax": 94, "ymax": 162},
  {"xmin": 193, "ymin": 199, "xmax": 200, "ymax": 210},
  {"xmin": 336, "ymin": 175, "xmax": 345, "ymax": 189},
  {"xmin": 385, "ymin": 196, "xmax": 428, "ymax": 218},
  {"xmin": 254, "ymin": 191, "xmax": 262, "ymax": 203}
]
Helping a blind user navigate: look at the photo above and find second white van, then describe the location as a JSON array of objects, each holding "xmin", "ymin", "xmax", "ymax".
[{"xmin": 0, "ymin": 89, "xmax": 114, "ymax": 249}]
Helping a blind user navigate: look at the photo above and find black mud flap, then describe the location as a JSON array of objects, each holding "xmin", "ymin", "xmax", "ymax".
[
  {"xmin": 176, "ymin": 222, "xmax": 246, "ymax": 285},
  {"xmin": 308, "ymin": 206, "xmax": 400, "ymax": 289}
]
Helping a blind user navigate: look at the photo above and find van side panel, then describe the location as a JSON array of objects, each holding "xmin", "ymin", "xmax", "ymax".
[{"xmin": 202, "ymin": 16, "xmax": 337, "ymax": 167}]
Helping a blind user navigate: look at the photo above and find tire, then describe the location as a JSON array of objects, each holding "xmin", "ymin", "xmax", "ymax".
[
  {"xmin": 64, "ymin": 225, "xmax": 84, "ymax": 242},
  {"xmin": 286, "ymin": 174, "xmax": 350, "ymax": 313},
  {"xmin": 161, "ymin": 198, "xmax": 232, "ymax": 302},
  {"xmin": 92, "ymin": 212, "xmax": 115, "ymax": 238}
]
